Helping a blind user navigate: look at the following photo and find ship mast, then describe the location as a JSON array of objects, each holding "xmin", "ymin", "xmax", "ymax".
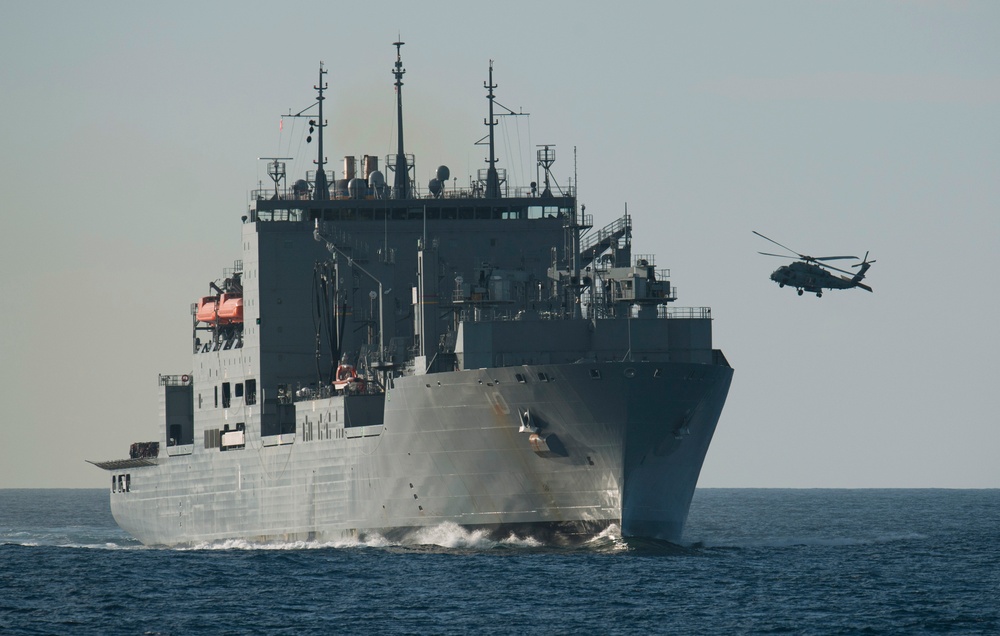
[
  {"xmin": 391, "ymin": 41, "xmax": 410, "ymax": 199},
  {"xmin": 312, "ymin": 63, "xmax": 330, "ymax": 201},
  {"xmin": 484, "ymin": 61, "xmax": 501, "ymax": 199}
]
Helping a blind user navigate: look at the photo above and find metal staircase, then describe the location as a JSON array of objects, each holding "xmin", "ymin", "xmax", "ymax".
[{"xmin": 580, "ymin": 213, "xmax": 631, "ymax": 269}]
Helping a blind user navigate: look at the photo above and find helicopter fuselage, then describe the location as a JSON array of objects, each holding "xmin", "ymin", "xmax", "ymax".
[{"xmin": 770, "ymin": 261, "xmax": 864, "ymax": 296}]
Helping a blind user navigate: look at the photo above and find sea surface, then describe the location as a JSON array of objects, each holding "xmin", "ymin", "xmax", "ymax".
[{"xmin": 1, "ymin": 489, "xmax": 997, "ymax": 635}]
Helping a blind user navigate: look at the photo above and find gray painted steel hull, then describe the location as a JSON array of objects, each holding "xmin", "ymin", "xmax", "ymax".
[
  {"xmin": 97, "ymin": 57, "xmax": 735, "ymax": 549},
  {"xmin": 110, "ymin": 360, "xmax": 731, "ymax": 546}
]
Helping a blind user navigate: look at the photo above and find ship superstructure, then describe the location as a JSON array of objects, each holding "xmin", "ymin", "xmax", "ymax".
[{"xmin": 91, "ymin": 46, "xmax": 733, "ymax": 547}]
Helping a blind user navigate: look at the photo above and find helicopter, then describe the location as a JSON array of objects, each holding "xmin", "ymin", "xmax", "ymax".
[{"xmin": 754, "ymin": 231, "xmax": 875, "ymax": 297}]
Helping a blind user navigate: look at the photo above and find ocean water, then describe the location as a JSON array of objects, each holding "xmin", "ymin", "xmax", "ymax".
[{"xmin": 1, "ymin": 489, "xmax": 997, "ymax": 635}]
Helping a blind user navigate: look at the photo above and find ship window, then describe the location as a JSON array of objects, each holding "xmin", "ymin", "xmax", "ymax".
[
  {"xmin": 246, "ymin": 379, "xmax": 257, "ymax": 405},
  {"xmin": 111, "ymin": 475, "xmax": 116, "ymax": 493},
  {"xmin": 222, "ymin": 382, "xmax": 231, "ymax": 408},
  {"xmin": 214, "ymin": 386, "xmax": 219, "ymax": 408},
  {"xmin": 515, "ymin": 373, "xmax": 526, "ymax": 383},
  {"xmin": 590, "ymin": 369, "xmax": 601, "ymax": 380},
  {"xmin": 235, "ymin": 383, "xmax": 244, "ymax": 398},
  {"xmin": 125, "ymin": 474, "xmax": 131, "ymax": 492}
]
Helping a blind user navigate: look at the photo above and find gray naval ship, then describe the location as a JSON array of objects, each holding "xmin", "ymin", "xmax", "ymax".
[{"xmin": 91, "ymin": 45, "xmax": 733, "ymax": 547}]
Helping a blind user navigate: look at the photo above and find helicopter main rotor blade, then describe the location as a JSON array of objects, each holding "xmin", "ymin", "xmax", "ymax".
[
  {"xmin": 752, "ymin": 231, "xmax": 801, "ymax": 257},
  {"xmin": 758, "ymin": 251, "xmax": 797, "ymax": 259},
  {"xmin": 816, "ymin": 262, "xmax": 855, "ymax": 276},
  {"xmin": 814, "ymin": 255, "xmax": 859, "ymax": 261}
]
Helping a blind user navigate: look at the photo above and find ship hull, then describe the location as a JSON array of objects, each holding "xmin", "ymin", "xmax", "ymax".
[{"xmin": 110, "ymin": 360, "xmax": 732, "ymax": 546}]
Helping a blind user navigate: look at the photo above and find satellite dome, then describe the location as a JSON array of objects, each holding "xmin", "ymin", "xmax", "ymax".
[
  {"xmin": 347, "ymin": 178, "xmax": 367, "ymax": 199},
  {"xmin": 436, "ymin": 165, "xmax": 450, "ymax": 181},
  {"xmin": 368, "ymin": 170, "xmax": 385, "ymax": 188},
  {"xmin": 292, "ymin": 179, "xmax": 309, "ymax": 192},
  {"xmin": 428, "ymin": 178, "xmax": 442, "ymax": 196}
]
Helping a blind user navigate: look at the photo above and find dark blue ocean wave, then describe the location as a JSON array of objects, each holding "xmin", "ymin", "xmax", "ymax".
[{"xmin": 1, "ymin": 489, "xmax": 997, "ymax": 635}]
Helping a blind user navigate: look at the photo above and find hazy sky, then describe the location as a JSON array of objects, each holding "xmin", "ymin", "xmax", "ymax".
[{"xmin": 2, "ymin": 1, "xmax": 997, "ymax": 488}]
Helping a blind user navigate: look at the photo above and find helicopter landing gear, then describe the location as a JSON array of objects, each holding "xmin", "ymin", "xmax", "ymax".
[
  {"xmin": 797, "ymin": 289, "xmax": 803, "ymax": 296},
  {"xmin": 779, "ymin": 283, "xmax": 785, "ymax": 288},
  {"xmin": 816, "ymin": 291, "xmax": 823, "ymax": 298}
]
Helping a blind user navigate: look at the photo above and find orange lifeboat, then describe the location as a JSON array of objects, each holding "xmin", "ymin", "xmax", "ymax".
[
  {"xmin": 195, "ymin": 295, "xmax": 219, "ymax": 324},
  {"xmin": 217, "ymin": 293, "xmax": 244, "ymax": 324}
]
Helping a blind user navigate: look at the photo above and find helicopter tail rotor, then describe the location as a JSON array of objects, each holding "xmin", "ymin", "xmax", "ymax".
[
  {"xmin": 852, "ymin": 251, "xmax": 877, "ymax": 267},
  {"xmin": 850, "ymin": 251, "xmax": 875, "ymax": 290}
]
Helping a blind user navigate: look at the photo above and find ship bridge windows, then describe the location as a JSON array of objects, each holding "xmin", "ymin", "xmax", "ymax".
[
  {"xmin": 527, "ymin": 206, "xmax": 563, "ymax": 219},
  {"xmin": 222, "ymin": 382, "xmax": 231, "ymax": 408},
  {"xmin": 246, "ymin": 379, "xmax": 257, "ymax": 405}
]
